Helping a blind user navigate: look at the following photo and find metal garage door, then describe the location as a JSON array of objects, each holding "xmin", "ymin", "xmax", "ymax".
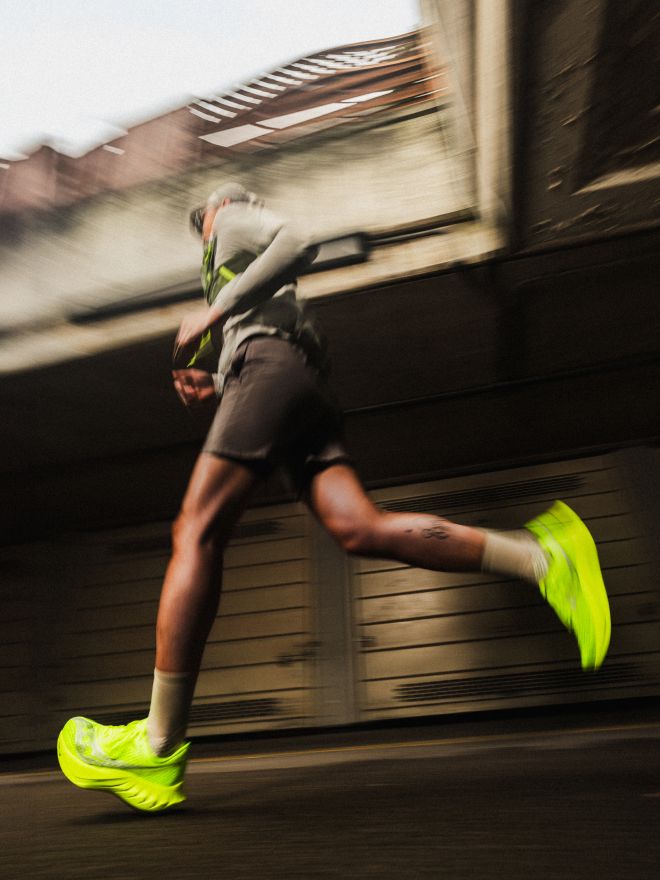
[
  {"xmin": 59, "ymin": 500, "xmax": 318, "ymax": 738},
  {"xmin": 351, "ymin": 452, "xmax": 660, "ymax": 721},
  {"xmin": 2, "ymin": 449, "xmax": 659, "ymax": 755},
  {"xmin": 0, "ymin": 540, "xmax": 67, "ymax": 753}
]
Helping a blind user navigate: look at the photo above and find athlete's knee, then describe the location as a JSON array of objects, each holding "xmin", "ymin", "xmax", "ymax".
[
  {"xmin": 171, "ymin": 507, "xmax": 227, "ymax": 552},
  {"xmin": 325, "ymin": 510, "xmax": 383, "ymax": 557},
  {"xmin": 171, "ymin": 510, "xmax": 200, "ymax": 552}
]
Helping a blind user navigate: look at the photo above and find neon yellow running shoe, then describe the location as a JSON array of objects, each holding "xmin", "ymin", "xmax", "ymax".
[
  {"xmin": 525, "ymin": 500, "xmax": 611, "ymax": 670},
  {"xmin": 57, "ymin": 717, "xmax": 189, "ymax": 812}
]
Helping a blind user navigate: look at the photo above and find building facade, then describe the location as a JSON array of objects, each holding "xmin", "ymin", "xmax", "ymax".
[{"xmin": 1, "ymin": 0, "xmax": 659, "ymax": 753}]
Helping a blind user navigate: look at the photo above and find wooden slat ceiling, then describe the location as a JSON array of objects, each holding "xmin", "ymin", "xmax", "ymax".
[{"xmin": 0, "ymin": 30, "xmax": 445, "ymax": 218}]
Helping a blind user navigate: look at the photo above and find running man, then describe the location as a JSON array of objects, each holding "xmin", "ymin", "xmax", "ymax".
[{"xmin": 57, "ymin": 183, "xmax": 611, "ymax": 812}]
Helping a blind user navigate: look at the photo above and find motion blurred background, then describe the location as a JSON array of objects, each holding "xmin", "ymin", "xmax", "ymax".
[{"xmin": 0, "ymin": 0, "xmax": 659, "ymax": 755}]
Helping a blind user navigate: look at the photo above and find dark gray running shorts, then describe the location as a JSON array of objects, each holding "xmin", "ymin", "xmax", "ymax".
[{"xmin": 203, "ymin": 335, "xmax": 351, "ymax": 489}]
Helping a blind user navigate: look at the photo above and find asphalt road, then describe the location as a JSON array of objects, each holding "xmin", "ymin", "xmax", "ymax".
[{"xmin": 2, "ymin": 717, "xmax": 660, "ymax": 879}]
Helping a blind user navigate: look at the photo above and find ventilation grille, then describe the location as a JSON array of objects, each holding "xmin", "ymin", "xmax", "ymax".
[
  {"xmin": 395, "ymin": 663, "xmax": 644, "ymax": 703},
  {"xmin": 383, "ymin": 475, "xmax": 585, "ymax": 514},
  {"xmin": 188, "ymin": 698, "xmax": 282, "ymax": 723},
  {"xmin": 233, "ymin": 521, "xmax": 284, "ymax": 541}
]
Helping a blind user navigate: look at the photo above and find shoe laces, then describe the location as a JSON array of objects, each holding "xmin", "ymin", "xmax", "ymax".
[{"xmin": 94, "ymin": 719, "xmax": 152, "ymax": 762}]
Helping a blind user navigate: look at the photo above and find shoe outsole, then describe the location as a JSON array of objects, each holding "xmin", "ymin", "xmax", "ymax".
[
  {"xmin": 526, "ymin": 501, "xmax": 611, "ymax": 670},
  {"xmin": 57, "ymin": 720, "xmax": 186, "ymax": 813}
]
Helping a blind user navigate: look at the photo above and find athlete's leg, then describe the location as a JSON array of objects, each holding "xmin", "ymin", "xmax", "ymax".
[
  {"xmin": 306, "ymin": 464, "xmax": 485, "ymax": 571},
  {"xmin": 56, "ymin": 453, "xmax": 261, "ymax": 810},
  {"xmin": 155, "ymin": 452, "xmax": 260, "ymax": 673},
  {"xmin": 306, "ymin": 463, "xmax": 610, "ymax": 671},
  {"xmin": 147, "ymin": 453, "xmax": 260, "ymax": 754}
]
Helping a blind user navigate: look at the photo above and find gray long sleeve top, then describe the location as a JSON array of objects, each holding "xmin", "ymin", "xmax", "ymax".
[{"xmin": 206, "ymin": 201, "xmax": 319, "ymax": 394}]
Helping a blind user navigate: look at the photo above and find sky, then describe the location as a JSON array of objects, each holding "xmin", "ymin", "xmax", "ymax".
[{"xmin": 0, "ymin": 0, "xmax": 419, "ymax": 159}]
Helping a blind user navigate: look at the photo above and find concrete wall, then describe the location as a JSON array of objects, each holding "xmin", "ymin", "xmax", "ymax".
[{"xmin": 0, "ymin": 111, "xmax": 469, "ymax": 334}]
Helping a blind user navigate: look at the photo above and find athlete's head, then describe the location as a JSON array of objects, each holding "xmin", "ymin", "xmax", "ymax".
[
  {"xmin": 206, "ymin": 181, "xmax": 253, "ymax": 208},
  {"xmin": 189, "ymin": 182, "xmax": 259, "ymax": 238}
]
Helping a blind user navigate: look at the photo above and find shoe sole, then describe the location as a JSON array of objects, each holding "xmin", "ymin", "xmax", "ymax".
[
  {"xmin": 526, "ymin": 501, "xmax": 611, "ymax": 670},
  {"xmin": 57, "ymin": 720, "xmax": 186, "ymax": 813}
]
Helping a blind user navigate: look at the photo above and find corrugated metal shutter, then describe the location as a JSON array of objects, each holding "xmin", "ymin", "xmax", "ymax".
[
  {"xmin": 2, "ymin": 450, "xmax": 659, "ymax": 755},
  {"xmin": 352, "ymin": 453, "xmax": 660, "ymax": 720},
  {"xmin": 59, "ymin": 500, "xmax": 317, "ymax": 737},
  {"xmin": 0, "ymin": 541, "xmax": 68, "ymax": 753}
]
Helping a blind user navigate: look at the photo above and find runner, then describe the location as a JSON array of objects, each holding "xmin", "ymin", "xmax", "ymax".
[{"xmin": 57, "ymin": 183, "xmax": 611, "ymax": 812}]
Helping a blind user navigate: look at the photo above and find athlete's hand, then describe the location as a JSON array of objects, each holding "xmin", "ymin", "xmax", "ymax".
[
  {"xmin": 173, "ymin": 306, "xmax": 221, "ymax": 362},
  {"xmin": 172, "ymin": 368, "xmax": 216, "ymax": 408}
]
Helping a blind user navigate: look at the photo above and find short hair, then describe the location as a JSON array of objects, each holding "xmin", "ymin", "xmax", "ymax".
[
  {"xmin": 189, "ymin": 206, "xmax": 205, "ymax": 236},
  {"xmin": 207, "ymin": 181, "xmax": 251, "ymax": 207}
]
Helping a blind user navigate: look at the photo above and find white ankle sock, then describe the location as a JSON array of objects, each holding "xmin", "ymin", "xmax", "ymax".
[
  {"xmin": 481, "ymin": 529, "xmax": 549, "ymax": 584},
  {"xmin": 147, "ymin": 669, "xmax": 194, "ymax": 756}
]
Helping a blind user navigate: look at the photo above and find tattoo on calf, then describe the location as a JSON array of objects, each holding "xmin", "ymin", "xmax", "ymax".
[{"xmin": 422, "ymin": 523, "xmax": 450, "ymax": 541}]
